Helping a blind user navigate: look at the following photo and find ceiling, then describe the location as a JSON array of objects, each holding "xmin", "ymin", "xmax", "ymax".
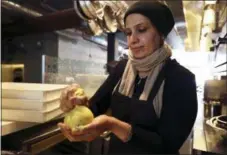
[{"xmin": 2, "ymin": 0, "xmax": 227, "ymax": 52}]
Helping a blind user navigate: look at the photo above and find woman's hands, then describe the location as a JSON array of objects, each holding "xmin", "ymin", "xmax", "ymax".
[
  {"xmin": 58, "ymin": 115, "xmax": 113, "ymax": 142},
  {"xmin": 58, "ymin": 114, "xmax": 132, "ymax": 142},
  {"xmin": 60, "ymin": 84, "xmax": 88, "ymax": 112},
  {"xmin": 59, "ymin": 85, "xmax": 132, "ymax": 142}
]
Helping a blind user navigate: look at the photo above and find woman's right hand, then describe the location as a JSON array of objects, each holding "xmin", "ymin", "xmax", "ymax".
[{"xmin": 60, "ymin": 84, "xmax": 88, "ymax": 112}]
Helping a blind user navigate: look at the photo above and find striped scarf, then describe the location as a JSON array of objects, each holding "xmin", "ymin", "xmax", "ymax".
[{"xmin": 114, "ymin": 43, "xmax": 172, "ymax": 117}]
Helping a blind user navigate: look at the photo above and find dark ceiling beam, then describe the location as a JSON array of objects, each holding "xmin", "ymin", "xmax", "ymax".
[{"xmin": 2, "ymin": 8, "xmax": 83, "ymax": 38}]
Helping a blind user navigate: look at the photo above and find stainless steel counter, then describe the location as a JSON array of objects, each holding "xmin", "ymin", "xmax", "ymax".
[
  {"xmin": 1, "ymin": 118, "xmax": 66, "ymax": 154},
  {"xmin": 193, "ymin": 95, "xmax": 227, "ymax": 155}
]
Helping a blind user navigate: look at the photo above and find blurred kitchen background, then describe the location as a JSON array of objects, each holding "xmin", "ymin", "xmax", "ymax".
[{"xmin": 1, "ymin": 0, "xmax": 227, "ymax": 155}]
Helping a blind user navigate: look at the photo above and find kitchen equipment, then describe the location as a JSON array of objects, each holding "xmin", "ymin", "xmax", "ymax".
[
  {"xmin": 101, "ymin": 0, "xmax": 128, "ymax": 31},
  {"xmin": 2, "ymin": 64, "xmax": 24, "ymax": 82},
  {"xmin": 74, "ymin": 0, "xmax": 89, "ymax": 20},
  {"xmin": 1, "ymin": 150, "xmax": 24, "ymax": 155},
  {"xmin": 2, "ymin": 121, "xmax": 37, "ymax": 136},
  {"xmin": 97, "ymin": 18, "xmax": 111, "ymax": 33},
  {"xmin": 2, "ymin": 82, "xmax": 68, "ymax": 100},
  {"xmin": 204, "ymin": 101, "xmax": 211, "ymax": 118},
  {"xmin": 2, "ymin": 98, "xmax": 61, "ymax": 111},
  {"xmin": 2, "ymin": 118, "xmax": 65, "ymax": 155},
  {"xmin": 74, "ymin": 0, "xmax": 128, "ymax": 34},
  {"xmin": 221, "ymin": 92, "xmax": 227, "ymax": 115},
  {"xmin": 2, "ymin": 108, "xmax": 63, "ymax": 123},
  {"xmin": 85, "ymin": 1, "xmax": 104, "ymax": 20},
  {"xmin": 211, "ymin": 101, "xmax": 222, "ymax": 117},
  {"xmin": 116, "ymin": 1, "xmax": 129, "ymax": 12},
  {"xmin": 216, "ymin": 115, "xmax": 227, "ymax": 130},
  {"xmin": 206, "ymin": 116, "xmax": 227, "ymax": 138},
  {"xmin": 78, "ymin": 1, "xmax": 93, "ymax": 19},
  {"xmin": 104, "ymin": 1, "xmax": 122, "ymax": 15},
  {"xmin": 78, "ymin": 0, "xmax": 104, "ymax": 20},
  {"xmin": 205, "ymin": 116, "xmax": 227, "ymax": 154},
  {"xmin": 204, "ymin": 101, "xmax": 222, "ymax": 118},
  {"xmin": 102, "ymin": 5, "xmax": 118, "ymax": 33},
  {"xmin": 204, "ymin": 80, "xmax": 227, "ymax": 101},
  {"xmin": 204, "ymin": 80, "xmax": 227, "ymax": 118},
  {"xmin": 107, "ymin": 1, "xmax": 126, "ymax": 31},
  {"xmin": 116, "ymin": 12, "xmax": 125, "ymax": 31},
  {"xmin": 88, "ymin": 19, "xmax": 103, "ymax": 36}
]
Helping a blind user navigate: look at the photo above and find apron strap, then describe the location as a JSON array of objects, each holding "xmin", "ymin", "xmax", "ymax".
[
  {"xmin": 147, "ymin": 59, "xmax": 170, "ymax": 117},
  {"xmin": 147, "ymin": 59, "xmax": 170, "ymax": 101}
]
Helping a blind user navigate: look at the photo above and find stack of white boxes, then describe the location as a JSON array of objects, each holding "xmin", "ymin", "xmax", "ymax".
[{"xmin": 2, "ymin": 82, "xmax": 68, "ymax": 123}]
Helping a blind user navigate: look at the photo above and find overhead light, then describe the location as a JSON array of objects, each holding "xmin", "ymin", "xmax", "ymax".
[
  {"xmin": 203, "ymin": 8, "xmax": 216, "ymax": 29},
  {"xmin": 200, "ymin": 34, "xmax": 213, "ymax": 52},
  {"xmin": 201, "ymin": 26, "xmax": 212, "ymax": 36},
  {"xmin": 183, "ymin": 8, "xmax": 187, "ymax": 13},
  {"xmin": 205, "ymin": 0, "xmax": 217, "ymax": 5},
  {"xmin": 118, "ymin": 46, "xmax": 123, "ymax": 51},
  {"xmin": 175, "ymin": 22, "xmax": 186, "ymax": 28}
]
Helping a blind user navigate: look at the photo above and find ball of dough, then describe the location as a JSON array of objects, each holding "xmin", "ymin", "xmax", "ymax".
[{"xmin": 64, "ymin": 105, "xmax": 94, "ymax": 132}]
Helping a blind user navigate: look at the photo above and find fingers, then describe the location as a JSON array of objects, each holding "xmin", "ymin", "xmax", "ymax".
[
  {"xmin": 60, "ymin": 87, "xmax": 73, "ymax": 112},
  {"xmin": 66, "ymin": 86, "xmax": 78, "ymax": 100},
  {"xmin": 69, "ymin": 95, "xmax": 88, "ymax": 106},
  {"xmin": 58, "ymin": 123, "xmax": 75, "ymax": 142},
  {"xmin": 60, "ymin": 89, "xmax": 68, "ymax": 112},
  {"xmin": 60, "ymin": 99, "xmax": 72, "ymax": 112},
  {"xmin": 79, "ymin": 123, "xmax": 97, "ymax": 135},
  {"xmin": 71, "ymin": 83, "xmax": 80, "ymax": 89},
  {"xmin": 60, "ymin": 105, "xmax": 70, "ymax": 113},
  {"xmin": 71, "ymin": 130, "xmax": 97, "ymax": 142},
  {"xmin": 60, "ymin": 84, "xmax": 85, "ymax": 112},
  {"xmin": 58, "ymin": 122, "xmax": 97, "ymax": 142},
  {"xmin": 71, "ymin": 133, "xmax": 96, "ymax": 142}
]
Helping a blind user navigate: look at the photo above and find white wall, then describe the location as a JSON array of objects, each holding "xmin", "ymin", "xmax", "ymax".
[
  {"xmin": 58, "ymin": 36, "xmax": 107, "ymax": 64},
  {"xmin": 172, "ymin": 50, "xmax": 215, "ymax": 86},
  {"xmin": 58, "ymin": 35, "xmax": 108, "ymax": 76}
]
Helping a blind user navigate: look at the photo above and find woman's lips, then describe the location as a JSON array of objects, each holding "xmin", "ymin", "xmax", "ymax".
[{"xmin": 131, "ymin": 47, "xmax": 143, "ymax": 53}]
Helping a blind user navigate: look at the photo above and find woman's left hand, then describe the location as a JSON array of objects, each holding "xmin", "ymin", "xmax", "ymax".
[{"xmin": 68, "ymin": 115, "xmax": 113, "ymax": 142}]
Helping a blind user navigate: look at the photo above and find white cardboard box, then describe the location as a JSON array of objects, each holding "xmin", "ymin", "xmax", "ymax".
[
  {"xmin": 2, "ymin": 98, "xmax": 60, "ymax": 111},
  {"xmin": 2, "ymin": 82, "xmax": 68, "ymax": 101},
  {"xmin": 2, "ymin": 107, "xmax": 63, "ymax": 123}
]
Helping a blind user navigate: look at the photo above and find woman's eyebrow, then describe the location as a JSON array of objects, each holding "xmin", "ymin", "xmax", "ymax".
[{"xmin": 125, "ymin": 22, "xmax": 147, "ymax": 30}]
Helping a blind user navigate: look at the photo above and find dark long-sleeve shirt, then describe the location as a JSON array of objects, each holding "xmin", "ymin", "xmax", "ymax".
[{"xmin": 89, "ymin": 59, "xmax": 198, "ymax": 154}]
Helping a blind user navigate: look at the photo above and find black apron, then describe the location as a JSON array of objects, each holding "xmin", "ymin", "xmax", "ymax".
[{"xmin": 108, "ymin": 61, "xmax": 168, "ymax": 154}]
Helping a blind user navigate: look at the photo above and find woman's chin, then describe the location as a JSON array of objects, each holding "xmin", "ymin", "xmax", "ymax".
[{"xmin": 133, "ymin": 54, "xmax": 146, "ymax": 59}]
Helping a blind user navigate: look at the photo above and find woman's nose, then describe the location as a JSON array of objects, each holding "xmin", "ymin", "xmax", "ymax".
[{"xmin": 129, "ymin": 33, "xmax": 139, "ymax": 45}]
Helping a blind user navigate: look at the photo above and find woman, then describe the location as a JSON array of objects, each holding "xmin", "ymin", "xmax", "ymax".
[{"xmin": 58, "ymin": 1, "xmax": 198, "ymax": 154}]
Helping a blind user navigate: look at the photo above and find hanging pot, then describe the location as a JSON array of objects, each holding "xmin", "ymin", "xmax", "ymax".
[
  {"xmin": 78, "ymin": 1, "xmax": 104, "ymax": 20},
  {"xmin": 116, "ymin": 11, "xmax": 125, "ymax": 31},
  {"xmin": 103, "ymin": 5, "xmax": 118, "ymax": 33},
  {"xmin": 104, "ymin": 1, "xmax": 122, "ymax": 16},
  {"xmin": 97, "ymin": 18, "xmax": 111, "ymax": 33},
  {"xmin": 216, "ymin": 115, "xmax": 227, "ymax": 130},
  {"xmin": 206, "ymin": 116, "xmax": 227, "ymax": 147},
  {"xmin": 115, "ymin": 1, "xmax": 128, "ymax": 31},
  {"xmin": 74, "ymin": 0, "xmax": 89, "ymax": 20},
  {"xmin": 78, "ymin": 1, "xmax": 94, "ymax": 19},
  {"xmin": 88, "ymin": 20, "xmax": 103, "ymax": 36},
  {"xmin": 85, "ymin": 1, "xmax": 104, "ymax": 20},
  {"xmin": 116, "ymin": 1, "xmax": 128, "ymax": 12}
]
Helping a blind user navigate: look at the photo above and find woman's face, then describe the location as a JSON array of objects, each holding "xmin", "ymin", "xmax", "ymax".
[{"xmin": 124, "ymin": 13, "xmax": 163, "ymax": 59}]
